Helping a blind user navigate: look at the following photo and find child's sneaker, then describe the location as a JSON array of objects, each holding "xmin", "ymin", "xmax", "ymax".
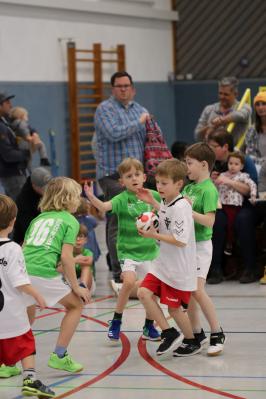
[
  {"xmin": 194, "ymin": 329, "xmax": 208, "ymax": 347},
  {"xmin": 207, "ymin": 328, "xmax": 226, "ymax": 356},
  {"xmin": 22, "ymin": 377, "xmax": 55, "ymax": 397},
  {"xmin": 156, "ymin": 327, "xmax": 182, "ymax": 355},
  {"xmin": 108, "ymin": 319, "xmax": 122, "ymax": 341},
  {"xmin": 142, "ymin": 324, "xmax": 161, "ymax": 341},
  {"xmin": 260, "ymin": 266, "xmax": 266, "ymax": 284},
  {"xmin": 48, "ymin": 352, "xmax": 83, "ymax": 372},
  {"xmin": 0, "ymin": 364, "xmax": 21, "ymax": 378},
  {"xmin": 173, "ymin": 338, "xmax": 201, "ymax": 357},
  {"xmin": 109, "ymin": 279, "xmax": 122, "ymax": 296}
]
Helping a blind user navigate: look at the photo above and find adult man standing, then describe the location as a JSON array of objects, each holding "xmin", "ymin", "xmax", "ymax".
[
  {"xmin": 94, "ymin": 71, "xmax": 150, "ymax": 286},
  {"xmin": 194, "ymin": 77, "xmax": 251, "ymax": 146},
  {"xmin": 0, "ymin": 91, "xmax": 30, "ymax": 199}
]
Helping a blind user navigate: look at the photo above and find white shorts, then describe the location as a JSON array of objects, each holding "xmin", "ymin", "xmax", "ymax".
[
  {"xmin": 121, "ymin": 259, "xmax": 152, "ymax": 281},
  {"xmin": 23, "ymin": 275, "xmax": 72, "ymax": 307},
  {"xmin": 196, "ymin": 240, "xmax": 213, "ymax": 279}
]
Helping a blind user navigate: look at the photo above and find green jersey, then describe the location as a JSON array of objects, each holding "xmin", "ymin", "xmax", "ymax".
[
  {"xmin": 111, "ymin": 189, "xmax": 160, "ymax": 261},
  {"xmin": 23, "ymin": 210, "xmax": 79, "ymax": 278},
  {"xmin": 182, "ymin": 178, "xmax": 218, "ymax": 241},
  {"xmin": 75, "ymin": 247, "xmax": 93, "ymax": 278}
]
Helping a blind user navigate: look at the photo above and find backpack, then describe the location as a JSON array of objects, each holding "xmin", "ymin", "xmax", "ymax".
[{"xmin": 144, "ymin": 119, "xmax": 172, "ymax": 177}]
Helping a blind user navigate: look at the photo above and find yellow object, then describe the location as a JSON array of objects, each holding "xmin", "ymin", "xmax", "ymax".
[
  {"xmin": 259, "ymin": 266, "xmax": 266, "ymax": 285},
  {"xmin": 259, "ymin": 86, "xmax": 266, "ymax": 92},
  {"xmin": 253, "ymin": 91, "xmax": 266, "ymax": 105}
]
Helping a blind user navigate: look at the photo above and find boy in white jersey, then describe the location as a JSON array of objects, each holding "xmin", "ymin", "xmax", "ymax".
[
  {"xmin": 85, "ymin": 158, "xmax": 161, "ymax": 342},
  {"xmin": 23, "ymin": 177, "xmax": 91, "ymax": 373},
  {"xmin": 0, "ymin": 194, "xmax": 55, "ymax": 397},
  {"xmin": 137, "ymin": 159, "xmax": 201, "ymax": 357},
  {"xmin": 183, "ymin": 142, "xmax": 225, "ymax": 356}
]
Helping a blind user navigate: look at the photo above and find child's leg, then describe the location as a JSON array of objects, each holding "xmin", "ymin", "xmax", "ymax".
[
  {"xmin": 138, "ymin": 287, "xmax": 169, "ymax": 330},
  {"xmin": 35, "ymin": 140, "xmax": 48, "ymax": 159},
  {"xmin": 80, "ymin": 265, "xmax": 93, "ymax": 290},
  {"xmin": 115, "ymin": 271, "xmax": 136, "ymax": 313},
  {"xmin": 169, "ymin": 307, "xmax": 194, "ymax": 339},
  {"xmin": 21, "ymin": 355, "xmax": 55, "ymax": 398},
  {"xmin": 189, "ymin": 277, "xmax": 220, "ymax": 333}
]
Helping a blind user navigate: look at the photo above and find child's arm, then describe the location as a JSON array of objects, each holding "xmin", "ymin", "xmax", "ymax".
[
  {"xmin": 74, "ymin": 254, "xmax": 93, "ymax": 267},
  {"xmin": 192, "ymin": 211, "xmax": 216, "ymax": 228},
  {"xmin": 61, "ymin": 244, "xmax": 91, "ymax": 303},
  {"xmin": 17, "ymin": 284, "xmax": 46, "ymax": 310},
  {"xmin": 138, "ymin": 225, "xmax": 186, "ymax": 247},
  {"xmin": 84, "ymin": 181, "xmax": 112, "ymax": 213},
  {"xmin": 137, "ymin": 188, "xmax": 160, "ymax": 211},
  {"xmin": 216, "ymin": 174, "xmax": 250, "ymax": 196}
]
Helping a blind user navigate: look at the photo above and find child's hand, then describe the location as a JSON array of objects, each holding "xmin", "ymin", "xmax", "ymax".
[
  {"xmin": 215, "ymin": 175, "xmax": 230, "ymax": 186},
  {"xmin": 137, "ymin": 224, "xmax": 158, "ymax": 239},
  {"xmin": 74, "ymin": 286, "xmax": 91, "ymax": 304},
  {"xmin": 137, "ymin": 188, "xmax": 154, "ymax": 204},
  {"xmin": 84, "ymin": 181, "xmax": 94, "ymax": 200},
  {"xmin": 35, "ymin": 293, "xmax": 47, "ymax": 310}
]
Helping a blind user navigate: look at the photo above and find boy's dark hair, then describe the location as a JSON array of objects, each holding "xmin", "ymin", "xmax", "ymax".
[
  {"xmin": 156, "ymin": 158, "xmax": 187, "ymax": 183},
  {"xmin": 171, "ymin": 141, "xmax": 188, "ymax": 160},
  {"xmin": 185, "ymin": 142, "xmax": 216, "ymax": 171},
  {"xmin": 118, "ymin": 157, "xmax": 144, "ymax": 176},
  {"xmin": 228, "ymin": 151, "xmax": 245, "ymax": 165},
  {"xmin": 110, "ymin": 71, "xmax": 133, "ymax": 86},
  {"xmin": 78, "ymin": 223, "xmax": 88, "ymax": 237},
  {"xmin": 74, "ymin": 197, "xmax": 89, "ymax": 216},
  {"xmin": 0, "ymin": 194, "xmax": 17, "ymax": 230},
  {"xmin": 207, "ymin": 129, "xmax": 234, "ymax": 151}
]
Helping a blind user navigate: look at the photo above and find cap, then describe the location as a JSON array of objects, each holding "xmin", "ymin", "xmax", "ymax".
[
  {"xmin": 254, "ymin": 91, "xmax": 266, "ymax": 105},
  {"xmin": 30, "ymin": 167, "xmax": 52, "ymax": 188},
  {"xmin": 0, "ymin": 92, "xmax": 15, "ymax": 105}
]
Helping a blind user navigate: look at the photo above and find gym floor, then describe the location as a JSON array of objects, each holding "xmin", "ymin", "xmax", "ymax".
[{"xmin": 2, "ymin": 221, "xmax": 266, "ymax": 399}]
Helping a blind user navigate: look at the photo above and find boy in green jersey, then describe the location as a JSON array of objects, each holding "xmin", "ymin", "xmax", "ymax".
[
  {"xmin": 182, "ymin": 142, "xmax": 226, "ymax": 356},
  {"xmin": 23, "ymin": 177, "xmax": 91, "ymax": 373},
  {"xmin": 85, "ymin": 157, "xmax": 161, "ymax": 342}
]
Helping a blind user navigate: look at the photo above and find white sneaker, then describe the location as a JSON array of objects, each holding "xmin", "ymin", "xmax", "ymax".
[
  {"xmin": 207, "ymin": 329, "xmax": 226, "ymax": 356},
  {"xmin": 110, "ymin": 279, "xmax": 122, "ymax": 296}
]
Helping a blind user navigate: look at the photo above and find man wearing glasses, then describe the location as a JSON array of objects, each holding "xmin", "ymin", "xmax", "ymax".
[{"xmin": 94, "ymin": 71, "xmax": 150, "ymax": 289}]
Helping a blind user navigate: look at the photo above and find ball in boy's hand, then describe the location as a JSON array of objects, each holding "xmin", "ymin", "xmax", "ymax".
[{"xmin": 136, "ymin": 211, "xmax": 159, "ymax": 231}]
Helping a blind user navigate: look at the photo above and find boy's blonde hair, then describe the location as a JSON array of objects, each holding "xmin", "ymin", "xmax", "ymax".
[
  {"xmin": 185, "ymin": 142, "xmax": 216, "ymax": 171},
  {"xmin": 10, "ymin": 106, "xmax": 28, "ymax": 120},
  {"xmin": 0, "ymin": 194, "xmax": 17, "ymax": 230},
  {"xmin": 39, "ymin": 177, "xmax": 81, "ymax": 213},
  {"xmin": 118, "ymin": 157, "xmax": 144, "ymax": 177},
  {"xmin": 156, "ymin": 158, "xmax": 187, "ymax": 182}
]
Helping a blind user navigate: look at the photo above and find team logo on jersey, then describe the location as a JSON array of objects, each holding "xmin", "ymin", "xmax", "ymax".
[
  {"xmin": 173, "ymin": 220, "xmax": 184, "ymax": 236},
  {"xmin": 0, "ymin": 257, "xmax": 7, "ymax": 267},
  {"xmin": 164, "ymin": 217, "xmax": 171, "ymax": 230}
]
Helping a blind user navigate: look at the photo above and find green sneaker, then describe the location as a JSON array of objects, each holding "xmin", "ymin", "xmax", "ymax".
[
  {"xmin": 22, "ymin": 377, "xmax": 55, "ymax": 398},
  {"xmin": 48, "ymin": 353, "xmax": 83, "ymax": 373},
  {"xmin": 0, "ymin": 364, "xmax": 21, "ymax": 378}
]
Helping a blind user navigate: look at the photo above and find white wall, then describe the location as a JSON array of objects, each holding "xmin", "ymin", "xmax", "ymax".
[{"xmin": 0, "ymin": 0, "xmax": 177, "ymax": 82}]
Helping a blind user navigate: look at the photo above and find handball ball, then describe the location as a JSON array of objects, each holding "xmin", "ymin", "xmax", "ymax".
[{"xmin": 136, "ymin": 211, "xmax": 159, "ymax": 231}]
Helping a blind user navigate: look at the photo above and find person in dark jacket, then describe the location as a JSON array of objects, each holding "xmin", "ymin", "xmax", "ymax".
[
  {"xmin": 0, "ymin": 91, "xmax": 30, "ymax": 199},
  {"xmin": 13, "ymin": 167, "xmax": 52, "ymax": 244}
]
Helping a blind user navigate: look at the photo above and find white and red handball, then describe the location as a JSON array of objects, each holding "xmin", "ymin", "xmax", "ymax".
[{"xmin": 136, "ymin": 211, "xmax": 159, "ymax": 231}]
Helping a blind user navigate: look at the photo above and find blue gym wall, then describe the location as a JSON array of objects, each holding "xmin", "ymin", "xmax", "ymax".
[{"xmin": 1, "ymin": 79, "xmax": 265, "ymax": 178}]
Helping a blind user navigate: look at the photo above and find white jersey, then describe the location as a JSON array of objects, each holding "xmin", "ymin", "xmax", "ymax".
[
  {"xmin": 0, "ymin": 238, "xmax": 31, "ymax": 339},
  {"xmin": 151, "ymin": 195, "xmax": 197, "ymax": 291}
]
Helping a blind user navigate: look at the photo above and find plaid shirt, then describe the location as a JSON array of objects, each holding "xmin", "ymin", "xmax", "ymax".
[{"xmin": 94, "ymin": 96, "xmax": 147, "ymax": 179}]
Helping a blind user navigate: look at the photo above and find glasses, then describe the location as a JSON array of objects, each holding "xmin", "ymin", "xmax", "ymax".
[{"xmin": 113, "ymin": 84, "xmax": 132, "ymax": 89}]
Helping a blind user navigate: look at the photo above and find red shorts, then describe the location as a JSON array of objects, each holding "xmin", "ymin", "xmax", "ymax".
[
  {"xmin": 141, "ymin": 273, "xmax": 191, "ymax": 309},
  {"xmin": 0, "ymin": 329, "xmax": 36, "ymax": 366}
]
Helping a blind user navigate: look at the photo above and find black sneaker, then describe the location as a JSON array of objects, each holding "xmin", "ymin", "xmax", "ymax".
[
  {"xmin": 156, "ymin": 327, "xmax": 182, "ymax": 356},
  {"xmin": 207, "ymin": 328, "xmax": 226, "ymax": 356},
  {"xmin": 224, "ymin": 243, "xmax": 232, "ymax": 256},
  {"xmin": 239, "ymin": 270, "xmax": 257, "ymax": 284},
  {"xmin": 22, "ymin": 378, "xmax": 55, "ymax": 397},
  {"xmin": 173, "ymin": 338, "xmax": 201, "ymax": 357},
  {"xmin": 194, "ymin": 329, "xmax": 208, "ymax": 346},
  {"xmin": 207, "ymin": 273, "xmax": 223, "ymax": 284}
]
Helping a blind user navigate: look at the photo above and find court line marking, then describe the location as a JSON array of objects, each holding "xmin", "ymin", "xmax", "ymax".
[{"xmin": 138, "ymin": 338, "xmax": 246, "ymax": 399}]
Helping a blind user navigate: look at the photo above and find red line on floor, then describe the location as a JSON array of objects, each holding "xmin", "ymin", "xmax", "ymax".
[
  {"xmin": 54, "ymin": 316, "xmax": 130, "ymax": 398},
  {"xmin": 138, "ymin": 339, "xmax": 246, "ymax": 399}
]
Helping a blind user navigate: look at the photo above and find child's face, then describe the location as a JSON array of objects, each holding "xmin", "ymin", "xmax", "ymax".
[
  {"xmin": 119, "ymin": 167, "xmax": 146, "ymax": 193},
  {"xmin": 228, "ymin": 157, "xmax": 243, "ymax": 174},
  {"xmin": 75, "ymin": 234, "xmax": 87, "ymax": 249},
  {"xmin": 185, "ymin": 156, "xmax": 205, "ymax": 181},
  {"xmin": 156, "ymin": 175, "xmax": 183, "ymax": 203}
]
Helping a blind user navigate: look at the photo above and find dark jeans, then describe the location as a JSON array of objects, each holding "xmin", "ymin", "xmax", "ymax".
[
  {"xmin": 98, "ymin": 174, "xmax": 125, "ymax": 280},
  {"xmin": 210, "ymin": 204, "xmax": 257, "ymax": 277}
]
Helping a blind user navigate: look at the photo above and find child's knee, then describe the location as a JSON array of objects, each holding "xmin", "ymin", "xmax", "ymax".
[{"xmin": 137, "ymin": 287, "xmax": 149, "ymax": 301}]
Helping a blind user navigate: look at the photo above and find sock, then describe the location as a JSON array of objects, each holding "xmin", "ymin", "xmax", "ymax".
[
  {"xmin": 23, "ymin": 368, "xmax": 36, "ymax": 380},
  {"xmin": 113, "ymin": 312, "xmax": 122, "ymax": 320},
  {"xmin": 54, "ymin": 345, "xmax": 67, "ymax": 358},
  {"xmin": 144, "ymin": 318, "xmax": 154, "ymax": 327}
]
